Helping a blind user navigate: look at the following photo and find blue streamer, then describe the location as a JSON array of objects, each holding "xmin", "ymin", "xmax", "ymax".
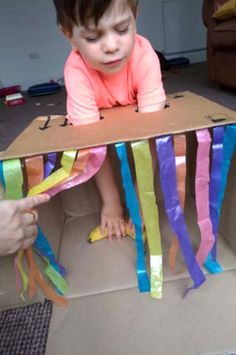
[
  {"xmin": 33, "ymin": 226, "xmax": 66, "ymax": 277},
  {"xmin": 115, "ymin": 142, "xmax": 150, "ymax": 293},
  {"xmin": 206, "ymin": 125, "xmax": 236, "ymax": 271},
  {"xmin": 155, "ymin": 136, "xmax": 205, "ymax": 291},
  {"xmin": 0, "ymin": 161, "xmax": 5, "ymax": 189},
  {"xmin": 204, "ymin": 127, "xmax": 224, "ymax": 273},
  {"xmin": 218, "ymin": 125, "xmax": 236, "ymax": 216}
]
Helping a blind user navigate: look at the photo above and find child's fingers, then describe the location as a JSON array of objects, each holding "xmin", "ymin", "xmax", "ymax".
[
  {"xmin": 113, "ymin": 221, "xmax": 122, "ymax": 241},
  {"xmin": 100, "ymin": 217, "xmax": 106, "ymax": 235},
  {"xmin": 107, "ymin": 220, "xmax": 113, "ymax": 241},
  {"xmin": 101, "ymin": 216, "xmax": 126, "ymax": 241},
  {"xmin": 120, "ymin": 219, "xmax": 126, "ymax": 238},
  {"xmin": 100, "ymin": 217, "xmax": 112, "ymax": 240},
  {"xmin": 114, "ymin": 218, "xmax": 127, "ymax": 240}
]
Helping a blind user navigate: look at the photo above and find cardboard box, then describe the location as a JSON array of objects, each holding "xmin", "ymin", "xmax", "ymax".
[
  {"xmin": 1, "ymin": 91, "xmax": 236, "ymax": 310},
  {"xmin": 1, "ymin": 91, "xmax": 236, "ymax": 159}
]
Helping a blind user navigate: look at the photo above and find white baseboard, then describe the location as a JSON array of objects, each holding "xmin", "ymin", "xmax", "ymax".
[{"xmin": 165, "ymin": 49, "xmax": 206, "ymax": 64}]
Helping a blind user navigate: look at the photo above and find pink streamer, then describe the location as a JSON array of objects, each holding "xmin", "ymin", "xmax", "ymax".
[
  {"xmin": 46, "ymin": 146, "xmax": 107, "ymax": 196},
  {"xmin": 195, "ymin": 130, "xmax": 215, "ymax": 266}
]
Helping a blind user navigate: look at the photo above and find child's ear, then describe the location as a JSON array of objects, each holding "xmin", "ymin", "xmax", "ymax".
[
  {"xmin": 134, "ymin": 4, "xmax": 139, "ymax": 19},
  {"xmin": 59, "ymin": 25, "xmax": 72, "ymax": 39},
  {"xmin": 59, "ymin": 26, "xmax": 77, "ymax": 49}
]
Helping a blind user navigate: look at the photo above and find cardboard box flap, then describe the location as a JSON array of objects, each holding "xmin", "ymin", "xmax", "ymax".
[{"xmin": 0, "ymin": 91, "xmax": 236, "ymax": 160}]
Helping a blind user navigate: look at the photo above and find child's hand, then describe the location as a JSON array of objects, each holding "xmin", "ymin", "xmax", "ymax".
[{"xmin": 100, "ymin": 202, "xmax": 126, "ymax": 240}]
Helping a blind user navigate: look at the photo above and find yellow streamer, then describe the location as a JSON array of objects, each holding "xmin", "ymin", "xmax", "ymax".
[
  {"xmin": 28, "ymin": 150, "xmax": 77, "ymax": 196},
  {"xmin": 131, "ymin": 140, "xmax": 163, "ymax": 298},
  {"xmin": 17, "ymin": 250, "xmax": 29, "ymax": 299}
]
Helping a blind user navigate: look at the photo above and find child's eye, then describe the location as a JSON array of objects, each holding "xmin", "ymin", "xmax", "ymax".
[
  {"xmin": 85, "ymin": 36, "xmax": 99, "ymax": 43},
  {"xmin": 116, "ymin": 27, "xmax": 128, "ymax": 34}
]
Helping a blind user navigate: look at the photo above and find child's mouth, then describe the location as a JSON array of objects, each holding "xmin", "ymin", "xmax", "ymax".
[{"xmin": 104, "ymin": 59, "xmax": 123, "ymax": 67}]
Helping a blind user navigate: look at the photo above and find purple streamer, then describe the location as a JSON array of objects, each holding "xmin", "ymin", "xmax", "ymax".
[
  {"xmin": 44, "ymin": 152, "xmax": 57, "ymax": 178},
  {"xmin": 155, "ymin": 136, "xmax": 205, "ymax": 290}
]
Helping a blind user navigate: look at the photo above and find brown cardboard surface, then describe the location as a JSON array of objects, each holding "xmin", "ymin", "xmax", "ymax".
[{"xmin": 0, "ymin": 91, "xmax": 236, "ymax": 160}]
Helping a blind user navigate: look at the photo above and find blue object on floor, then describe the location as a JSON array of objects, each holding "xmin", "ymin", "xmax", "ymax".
[
  {"xmin": 28, "ymin": 82, "xmax": 61, "ymax": 97},
  {"xmin": 166, "ymin": 57, "xmax": 190, "ymax": 69}
]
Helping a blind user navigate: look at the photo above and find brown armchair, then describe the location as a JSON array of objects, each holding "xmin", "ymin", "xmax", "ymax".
[{"xmin": 202, "ymin": 0, "xmax": 236, "ymax": 89}]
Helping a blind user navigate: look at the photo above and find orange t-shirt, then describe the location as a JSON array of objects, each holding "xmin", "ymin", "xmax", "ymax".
[{"xmin": 64, "ymin": 34, "xmax": 166, "ymax": 125}]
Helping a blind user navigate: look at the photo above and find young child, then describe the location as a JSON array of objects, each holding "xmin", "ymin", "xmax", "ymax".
[{"xmin": 53, "ymin": 0, "xmax": 166, "ymax": 240}]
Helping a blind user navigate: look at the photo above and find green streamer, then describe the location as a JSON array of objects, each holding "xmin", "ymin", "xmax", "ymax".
[
  {"xmin": 3, "ymin": 159, "xmax": 24, "ymax": 200},
  {"xmin": 2, "ymin": 159, "xmax": 28, "ymax": 296},
  {"xmin": 45, "ymin": 264, "xmax": 68, "ymax": 295}
]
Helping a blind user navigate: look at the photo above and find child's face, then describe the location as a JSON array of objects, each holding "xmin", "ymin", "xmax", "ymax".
[{"xmin": 68, "ymin": 0, "xmax": 136, "ymax": 74}]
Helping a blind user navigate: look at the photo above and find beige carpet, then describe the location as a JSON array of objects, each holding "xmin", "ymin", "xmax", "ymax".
[
  {"xmin": 47, "ymin": 271, "xmax": 236, "ymax": 355},
  {"xmin": 58, "ymin": 197, "xmax": 236, "ymax": 300}
]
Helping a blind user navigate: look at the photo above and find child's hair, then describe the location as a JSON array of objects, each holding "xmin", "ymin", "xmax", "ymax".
[{"xmin": 53, "ymin": 0, "xmax": 139, "ymax": 35}]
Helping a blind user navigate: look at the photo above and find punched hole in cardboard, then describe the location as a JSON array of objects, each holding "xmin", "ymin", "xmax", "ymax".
[{"xmin": 206, "ymin": 114, "xmax": 229, "ymax": 123}]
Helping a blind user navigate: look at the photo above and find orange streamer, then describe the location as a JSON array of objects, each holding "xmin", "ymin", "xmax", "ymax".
[
  {"xmin": 25, "ymin": 156, "xmax": 44, "ymax": 190},
  {"xmin": 25, "ymin": 247, "xmax": 68, "ymax": 307},
  {"xmin": 71, "ymin": 149, "xmax": 90, "ymax": 176}
]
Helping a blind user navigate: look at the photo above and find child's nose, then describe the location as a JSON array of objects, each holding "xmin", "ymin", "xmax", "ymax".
[{"xmin": 102, "ymin": 33, "xmax": 119, "ymax": 53}]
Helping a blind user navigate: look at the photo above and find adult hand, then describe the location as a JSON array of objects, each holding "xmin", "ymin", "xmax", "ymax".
[{"xmin": 0, "ymin": 194, "xmax": 50, "ymax": 256}]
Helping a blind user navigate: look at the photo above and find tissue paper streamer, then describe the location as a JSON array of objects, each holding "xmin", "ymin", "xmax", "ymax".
[
  {"xmin": 155, "ymin": 135, "xmax": 205, "ymax": 293},
  {"xmin": 204, "ymin": 127, "xmax": 224, "ymax": 273},
  {"xmin": 44, "ymin": 152, "xmax": 57, "ymax": 178},
  {"xmin": 195, "ymin": 129, "xmax": 215, "ymax": 267},
  {"xmin": 1, "ymin": 158, "xmax": 68, "ymax": 306},
  {"xmin": 46, "ymin": 146, "xmax": 106, "ymax": 196},
  {"xmin": 168, "ymin": 134, "xmax": 186, "ymax": 273},
  {"xmin": 27, "ymin": 150, "xmax": 77, "ymax": 196},
  {"xmin": 25, "ymin": 156, "xmax": 44, "ymax": 190},
  {"xmin": 116, "ymin": 142, "xmax": 150, "ymax": 293},
  {"xmin": 131, "ymin": 140, "xmax": 163, "ymax": 299}
]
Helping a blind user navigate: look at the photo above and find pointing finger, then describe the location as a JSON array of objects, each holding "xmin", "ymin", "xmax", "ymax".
[{"xmin": 14, "ymin": 194, "xmax": 50, "ymax": 211}]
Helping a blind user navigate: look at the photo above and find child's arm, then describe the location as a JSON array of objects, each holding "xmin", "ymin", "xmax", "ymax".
[
  {"xmin": 94, "ymin": 154, "xmax": 126, "ymax": 240},
  {"xmin": 139, "ymin": 102, "xmax": 165, "ymax": 113}
]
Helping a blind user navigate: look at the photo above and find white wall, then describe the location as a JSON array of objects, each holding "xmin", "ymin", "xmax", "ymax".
[
  {"xmin": 136, "ymin": 0, "xmax": 165, "ymax": 51},
  {"xmin": 162, "ymin": 0, "xmax": 206, "ymax": 63},
  {"xmin": 0, "ymin": 0, "xmax": 206, "ymax": 90},
  {"xmin": 0, "ymin": 0, "xmax": 70, "ymax": 90}
]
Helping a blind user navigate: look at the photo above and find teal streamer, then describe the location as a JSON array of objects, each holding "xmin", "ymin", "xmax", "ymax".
[
  {"xmin": 33, "ymin": 226, "xmax": 67, "ymax": 295},
  {"xmin": 218, "ymin": 125, "xmax": 236, "ymax": 216},
  {"xmin": 33, "ymin": 226, "xmax": 66, "ymax": 277},
  {"xmin": 204, "ymin": 254, "xmax": 222, "ymax": 274},
  {"xmin": 115, "ymin": 143, "xmax": 150, "ymax": 293},
  {"xmin": 0, "ymin": 161, "xmax": 5, "ymax": 189},
  {"xmin": 204, "ymin": 127, "xmax": 224, "ymax": 273},
  {"xmin": 205, "ymin": 125, "xmax": 236, "ymax": 272}
]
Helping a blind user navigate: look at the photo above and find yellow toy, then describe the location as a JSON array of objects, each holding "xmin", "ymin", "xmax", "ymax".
[{"xmin": 88, "ymin": 223, "xmax": 146, "ymax": 243}]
